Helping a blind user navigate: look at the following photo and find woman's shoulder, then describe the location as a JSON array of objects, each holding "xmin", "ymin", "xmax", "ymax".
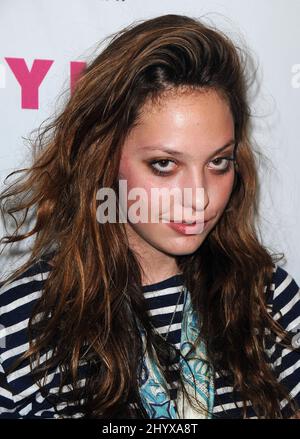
[
  {"xmin": 0, "ymin": 257, "xmax": 52, "ymax": 308},
  {"xmin": 266, "ymin": 263, "xmax": 300, "ymax": 330},
  {"xmin": 0, "ymin": 257, "xmax": 53, "ymax": 343},
  {"xmin": 264, "ymin": 263, "xmax": 300, "ymax": 417},
  {"xmin": 0, "ymin": 256, "xmax": 78, "ymax": 419}
]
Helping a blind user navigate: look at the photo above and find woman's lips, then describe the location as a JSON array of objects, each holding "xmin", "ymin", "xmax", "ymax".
[{"xmin": 166, "ymin": 219, "xmax": 210, "ymax": 235}]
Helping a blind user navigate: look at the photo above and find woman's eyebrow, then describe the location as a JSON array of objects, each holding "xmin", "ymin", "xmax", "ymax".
[{"xmin": 139, "ymin": 139, "xmax": 236, "ymax": 158}]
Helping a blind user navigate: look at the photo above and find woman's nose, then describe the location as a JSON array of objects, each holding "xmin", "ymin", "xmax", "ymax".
[{"xmin": 181, "ymin": 170, "xmax": 209, "ymax": 215}]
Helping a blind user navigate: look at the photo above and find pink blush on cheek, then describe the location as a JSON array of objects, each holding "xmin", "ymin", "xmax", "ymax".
[{"xmin": 119, "ymin": 156, "xmax": 152, "ymax": 195}]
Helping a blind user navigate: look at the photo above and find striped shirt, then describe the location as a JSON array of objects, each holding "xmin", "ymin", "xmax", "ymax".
[{"xmin": 0, "ymin": 258, "xmax": 300, "ymax": 418}]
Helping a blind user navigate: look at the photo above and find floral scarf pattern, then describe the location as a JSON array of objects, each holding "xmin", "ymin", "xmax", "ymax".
[{"xmin": 137, "ymin": 286, "xmax": 215, "ymax": 418}]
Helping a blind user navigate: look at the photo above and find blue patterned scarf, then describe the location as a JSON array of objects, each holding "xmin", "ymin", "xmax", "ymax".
[{"xmin": 137, "ymin": 286, "xmax": 215, "ymax": 418}]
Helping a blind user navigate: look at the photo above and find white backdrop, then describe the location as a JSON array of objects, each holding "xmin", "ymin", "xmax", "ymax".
[{"xmin": 0, "ymin": 0, "xmax": 299, "ymax": 281}]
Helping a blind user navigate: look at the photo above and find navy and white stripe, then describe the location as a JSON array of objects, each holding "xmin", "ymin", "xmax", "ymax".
[
  {"xmin": 142, "ymin": 274, "xmax": 185, "ymax": 403},
  {"xmin": 0, "ymin": 259, "xmax": 300, "ymax": 418}
]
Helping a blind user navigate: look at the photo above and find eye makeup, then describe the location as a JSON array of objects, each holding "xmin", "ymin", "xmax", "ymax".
[{"xmin": 148, "ymin": 155, "xmax": 236, "ymax": 177}]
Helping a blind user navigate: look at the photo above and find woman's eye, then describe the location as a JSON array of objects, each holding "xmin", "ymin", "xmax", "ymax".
[
  {"xmin": 149, "ymin": 156, "xmax": 236, "ymax": 176},
  {"xmin": 150, "ymin": 159, "xmax": 176, "ymax": 175},
  {"xmin": 208, "ymin": 156, "xmax": 235, "ymax": 172}
]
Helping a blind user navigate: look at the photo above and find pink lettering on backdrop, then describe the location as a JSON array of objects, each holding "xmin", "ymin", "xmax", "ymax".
[
  {"xmin": 5, "ymin": 58, "xmax": 54, "ymax": 109},
  {"xmin": 70, "ymin": 61, "xmax": 86, "ymax": 94}
]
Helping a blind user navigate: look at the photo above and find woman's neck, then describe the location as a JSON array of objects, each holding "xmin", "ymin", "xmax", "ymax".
[
  {"xmin": 125, "ymin": 224, "xmax": 181, "ymax": 286},
  {"xmin": 139, "ymin": 250, "xmax": 181, "ymax": 286},
  {"xmin": 141, "ymin": 266, "xmax": 182, "ymax": 287}
]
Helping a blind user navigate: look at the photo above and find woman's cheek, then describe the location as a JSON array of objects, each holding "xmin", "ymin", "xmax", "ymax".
[{"xmin": 119, "ymin": 164, "xmax": 156, "ymax": 219}]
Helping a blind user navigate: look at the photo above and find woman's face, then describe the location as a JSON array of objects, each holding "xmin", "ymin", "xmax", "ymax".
[{"xmin": 118, "ymin": 88, "xmax": 236, "ymax": 258}]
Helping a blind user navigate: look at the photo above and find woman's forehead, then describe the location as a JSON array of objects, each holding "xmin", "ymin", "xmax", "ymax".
[{"xmin": 121, "ymin": 90, "xmax": 234, "ymax": 157}]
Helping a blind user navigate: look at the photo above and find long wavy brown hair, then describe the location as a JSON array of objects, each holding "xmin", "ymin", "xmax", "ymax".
[{"xmin": 0, "ymin": 14, "xmax": 298, "ymax": 418}]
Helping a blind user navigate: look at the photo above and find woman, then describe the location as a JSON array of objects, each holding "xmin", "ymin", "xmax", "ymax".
[{"xmin": 0, "ymin": 14, "xmax": 300, "ymax": 419}]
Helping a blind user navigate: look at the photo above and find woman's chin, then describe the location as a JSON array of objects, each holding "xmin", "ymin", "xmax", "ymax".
[{"xmin": 159, "ymin": 237, "xmax": 205, "ymax": 256}]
